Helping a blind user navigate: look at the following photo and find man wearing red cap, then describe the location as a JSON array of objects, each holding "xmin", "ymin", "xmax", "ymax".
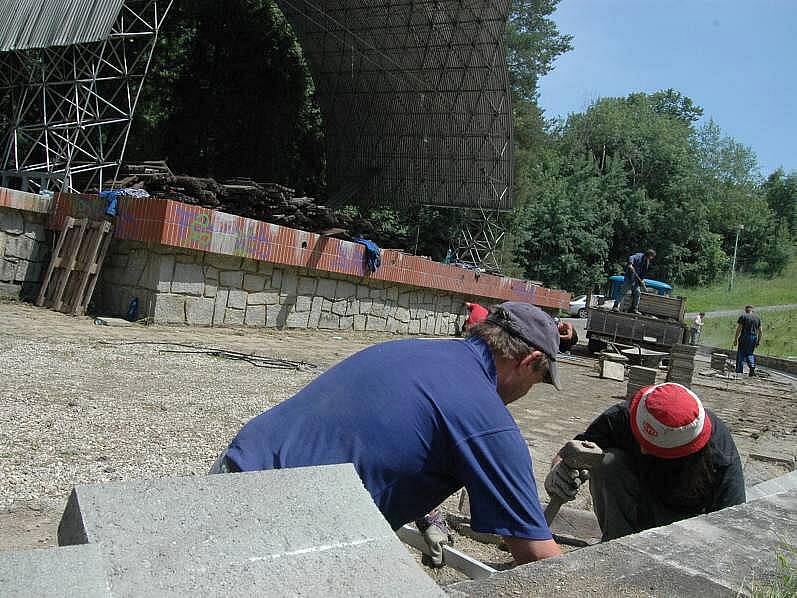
[{"xmin": 545, "ymin": 383, "xmax": 744, "ymax": 540}]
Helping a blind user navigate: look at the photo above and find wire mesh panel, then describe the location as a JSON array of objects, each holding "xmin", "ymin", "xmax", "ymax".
[{"xmin": 276, "ymin": 0, "xmax": 513, "ymax": 210}]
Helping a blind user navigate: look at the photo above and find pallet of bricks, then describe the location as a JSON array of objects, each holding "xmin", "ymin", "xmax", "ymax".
[
  {"xmin": 666, "ymin": 344, "xmax": 698, "ymax": 387},
  {"xmin": 627, "ymin": 365, "xmax": 657, "ymax": 398},
  {"xmin": 36, "ymin": 217, "xmax": 113, "ymax": 316}
]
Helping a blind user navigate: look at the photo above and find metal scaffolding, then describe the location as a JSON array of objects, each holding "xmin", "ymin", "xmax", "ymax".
[
  {"xmin": 447, "ymin": 206, "xmax": 506, "ymax": 273},
  {"xmin": 0, "ymin": 0, "xmax": 172, "ymax": 193},
  {"xmin": 275, "ymin": 0, "xmax": 514, "ymax": 211}
]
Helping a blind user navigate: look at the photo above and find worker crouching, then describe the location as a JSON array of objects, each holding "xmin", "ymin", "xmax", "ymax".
[{"xmin": 545, "ymin": 383, "xmax": 745, "ymax": 541}]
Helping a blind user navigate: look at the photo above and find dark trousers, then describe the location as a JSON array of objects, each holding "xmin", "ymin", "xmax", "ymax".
[{"xmin": 589, "ymin": 449, "xmax": 684, "ymax": 541}]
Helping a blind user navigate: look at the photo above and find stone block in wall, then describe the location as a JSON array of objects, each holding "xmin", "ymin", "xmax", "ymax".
[
  {"xmin": 205, "ymin": 266, "xmax": 219, "ymax": 281},
  {"xmin": 359, "ymin": 299, "xmax": 372, "ymax": 314},
  {"xmin": 345, "ymin": 298, "xmax": 359, "ymax": 316},
  {"xmin": 386, "ymin": 286, "xmax": 398, "ymax": 301},
  {"xmin": 357, "ymin": 285, "xmax": 370, "ymax": 299},
  {"xmin": 213, "ymin": 289, "xmax": 229, "ymax": 325},
  {"xmin": 423, "ymin": 318, "xmax": 435, "ymax": 334},
  {"xmin": 281, "ymin": 271, "xmax": 298, "ymax": 296},
  {"xmin": 318, "ymin": 312, "xmax": 339, "ymax": 330},
  {"xmin": 220, "ymin": 270, "xmax": 244, "ymax": 288},
  {"xmin": 311, "ymin": 296, "xmax": 323, "ymax": 313},
  {"xmin": 337, "ymin": 281, "xmax": 355, "ymax": 298},
  {"xmin": 247, "ymin": 290, "xmax": 279, "ymax": 305},
  {"xmin": 258, "ymin": 261, "xmax": 273, "ymax": 276},
  {"xmin": 317, "ymin": 278, "xmax": 336, "ymax": 298},
  {"xmin": 295, "ymin": 295, "xmax": 312, "ymax": 312},
  {"xmin": 396, "ymin": 306, "xmax": 410, "ymax": 323},
  {"xmin": 370, "ymin": 288, "xmax": 385, "ymax": 301},
  {"xmin": 245, "ymin": 304, "xmax": 266, "ymax": 326},
  {"xmin": 307, "ymin": 306, "xmax": 321, "ymax": 328},
  {"xmin": 227, "ymin": 289, "xmax": 247, "ymax": 310},
  {"xmin": 242, "ymin": 259, "xmax": 258, "ymax": 273},
  {"xmin": 225, "ymin": 308, "xmax": 244, "ymax": 325},
  {"xmin": 370, "ymin": 301, "xmax": 386, "ymax": 317},
  {"xmin": 286, "ymin": 310, "xmax": 309, "ymax": 328},
  {"xmin": 320, "ymin": 298, "xmax": 333, "ymax": 313},
  {"xmin": 153, "ymin": 294, "xmax": 186, "ymax": 324},
  {"xmin": 339, "ymin": 316, "xmax": 353, "ymax": 329},
  {"xmin": 398, "ymin": 291, "xmax": 410, "ymax": 308},
  {"xmin": 243, "ymin": 273, "xmax": 266, "ymax": 292},
  {"xmin": 204, "ymin": 283, "xmax": 217, "ymax": 298},
  {"xmin": 14, "ymin": 258, "xmax": 41, "ymax": 282},
  {"xmin": 0, "ymin": 258, "xmax": 17, "ymax": 282},
  {"xmin": 171, "ymin": 261, "xmax": 203, "ymax": 296},
  {"xmin": 0, "ymin": 208, "xmax": 24, "ymax": 235},
  {"xmin": 298, "ymin": 276, "xmax": 316, "ymax": 295},
  {"xmin": 185, "ymin": 297, "xmax": 214, "ymax": 325},
  {"xmin": 270, "ymin": 268, "xmax": 282, "ymax": 291},
  {"xmin": 331, "ymin": 299, "xmax": 347, "ymax": 316},
  {"xmin": 205, "ymin": 254, "xmax": 242, "ymax": 271},
  {"xmin": 4, "ymin": 234, "xmax": 35, "ymax": 259},
  {"xmin": 353, "ymin": 314, "xmax": 367, "ymax": 331},
  {"xmin": 366, "ymin": 316, "xmax": 387, "ymax": 331},
  {"xmin": 266, "ymin": 305, "xmax": 280, "ymax": 327}
]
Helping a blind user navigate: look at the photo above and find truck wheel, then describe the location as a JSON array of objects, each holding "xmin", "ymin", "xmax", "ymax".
[
  {"xmin": 578, "ymin": 308, "xmax": 589, "ymax": 318},
  {"xmin": 588, "ymin": 338, "xmax": 606, "ymax": 354}
]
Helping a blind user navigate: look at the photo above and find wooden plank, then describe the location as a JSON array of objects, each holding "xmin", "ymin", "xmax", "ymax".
[
  {"xmin": 74, "ymin": 221, "xmax": 113, "ymax": 315},
  {"xmin": 36, "ymin": 216, "xmax": 75, "ymax": 307},
  {"xmin": 67, "ymin": 221, "xmax": 110, "ymax": 315},
  {"xmin": 52, "ymin": 218, "xmax": 88, "ymax": 311}
]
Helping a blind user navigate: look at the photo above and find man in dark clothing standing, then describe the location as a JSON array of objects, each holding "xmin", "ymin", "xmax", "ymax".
[
  {"xmin": 734, "ymin": 305, "xmax": 763, "ymax": 376},
  {"xmin": 612, "ymin": 249, "xmax": 656, "ymax": 314},
  {"xmin": 544, "ymin": 383, "xmax": 745, "ymax": 541}
]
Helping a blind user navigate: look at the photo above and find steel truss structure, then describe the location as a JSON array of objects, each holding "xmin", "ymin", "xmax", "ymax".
[
  {"xmin": 0, "ymin": 0, "xmax": 172, "ymax": 193},
  {"xmin": 276, "ymin": 0, "xmax": 514, "ymax": 211},
  {"xmin": 448, "ymin": 206, "xmax": 505, "ymax": 273}
]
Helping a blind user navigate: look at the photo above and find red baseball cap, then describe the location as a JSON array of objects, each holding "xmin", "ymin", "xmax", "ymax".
[
  {"xmin": 464, "ymin": 302, "xmax": 489, "ymax": 327},
  {"xmin": 629, "ymin": 383, "xmax": 712, "ymax": 459}
]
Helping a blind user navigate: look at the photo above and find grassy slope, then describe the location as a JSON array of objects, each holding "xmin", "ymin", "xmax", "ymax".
[
  {"xmin": 680, "ymin": 256, "xmax": 797, "ymax": 313},
  {"xmin": 700, "ymin": 308, "xmax": 797, "ymax": 359}
]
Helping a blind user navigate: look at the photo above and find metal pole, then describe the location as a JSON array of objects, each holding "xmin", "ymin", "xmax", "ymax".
[{"xmin": 728, "ymin": 225, "xmax": 743, "ymax": 291}]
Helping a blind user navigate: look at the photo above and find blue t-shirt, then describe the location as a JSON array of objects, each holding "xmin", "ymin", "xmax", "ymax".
[
  {"xmin": 226, "ymin": 337, "xmax": 551, "ymax": 540},
  {"xmin": 625, "ymin": 252, "xmax": 650, "ymax": 284}
]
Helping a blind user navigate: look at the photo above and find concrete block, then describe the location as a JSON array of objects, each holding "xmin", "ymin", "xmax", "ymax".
[
  {"xmin": 317, "ymin": 278, "xmax": 336, "ymax": 298},
  {"xmin": 171, "ymin": 261, "xmax": 203, "ymax": 296},
  {"xmin": 266, "ymin": 304, "xmax": 280, "ymax": 327},
  {"xmin": 409, "ymin": 319, "xmax": 421, "ymax": 334},
  {"xmin": 153, "ymin": 294, "xmax": 185, "ymax": 324},
  {"xmin": 320, "ymin": 298, "xmax": 333, "ymax": 313},
  {"xmin": 0, "ymin": 281, "xmax": 21, "ymax": 298},
  {"xmin": 747, "ymin": 470, "xmax": 797, "ymax": 500},
  {"xmin": 4, "ymin": 234, "xmax": 36, "ymax": 259},
  {"xmin": 0, "ymin": 207, "xmax": 24, "ymax": 235},
  {"xmin": 219, "ymin": 270, "xmax": 243, "ymax": 288},
  {"xmin": 0, "ymin": 258, "xmax": 15, "ymax": 282},
  {"xmin": 281, "ymin": 270, "xmax": 298, "ymax": 296},
  {"xmin": 205, "ymin": 265, "xmax": 218, "ymax": 281},
  {"xmin": 307, "ymin": 306, "xmax": 321, "ymax": 328},
  {"xmin": 14, "ymin": 258, "xmax": 42, "ymax": 283},
  {"xmin": 224, "ymin": 308, "xmax": 245, "ymax": 325},
  {"xmin": 339, "ymin": 315, "xmax": 354, "ymax": 329},
  {"xmin": 600, "ymin": 359, "xmax": 626, "ymax": 381},
  {"xmin": 204, "ymin": 283, "xmax": 217, "ymax": 298},
  {"xmin": 258, "ymin": 261, "xmax": 273, "ymax": 275},
  {"xmin": 57, "ymin": 465, "xmax": 444, "ymax": 597},
  {"xmin": 332, "ymin": 299, "xmax": 348, "ymax": 316},
  {"xmin": 227, "ymin": 289, "xmax": 247, "ymax": 310},
  {"xmin": 185, "ymin": 297, "xmax": 214, "ymax": 326},
  {"xmin": 353, "ymin": 314, "xmax": 367, "ymax": 331},
  {"xmin": 242, "ymin": 258, "xmax": 258, "ymax": 272},
  {"xmin": 243, "ymin": 273, "xmax": 266, "ymax": 292},
  {"xmin": 356, "ymin": 284, "xmax": 370, "ymax": 298},
  {"xmin": 270, "ymin": 268, "xmax": 282, "ymax": 291},
  {"xmin": 293, "ymin": 295, "xmax": 311, "ymax": 312},
  {"xmin": 0, "ymin": 544, "xmax": 111, "ymax": 597},
  {"xmin": 452, "ymin": 490, "xmax": 797, "ymax": 598},
  {"xmin": 244, "ymin": 304, "xmax": 266, "ymax": 326}
]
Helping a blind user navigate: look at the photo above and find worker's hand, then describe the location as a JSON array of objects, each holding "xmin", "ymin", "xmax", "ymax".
[
  {"xmin": 544, "ymin": 461, "xmax": 586, "ymax": 502},
  {"xmin": 415, "ymin": 512, "xmax": 453, "ymax": 568}
]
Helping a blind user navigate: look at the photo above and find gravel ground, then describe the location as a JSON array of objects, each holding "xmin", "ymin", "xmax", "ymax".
[{"xmin": 1, "ymin": 299, "xmax": 794, "ymax": 587}]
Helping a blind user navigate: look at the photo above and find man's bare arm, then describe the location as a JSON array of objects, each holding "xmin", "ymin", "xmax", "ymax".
[
  {"xmin": 733, "ymin": 323, "xmax": 742, "ymax": 346},
  {"xmin": 502, "ymin": 536, "xmax": 561, "ymax": 565}
]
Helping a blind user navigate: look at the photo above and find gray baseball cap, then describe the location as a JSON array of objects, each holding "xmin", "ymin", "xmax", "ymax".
[{"xmin": 485, "ymin": 301, "xmax": 562, "ymax": 390}]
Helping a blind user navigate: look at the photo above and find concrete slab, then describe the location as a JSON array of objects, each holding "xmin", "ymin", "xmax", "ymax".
[
  {"xmin": 0, "ymin": 544, "xmax": 110, "ymax": 597},
  {"xmin": 59, "ymin": 464, "xmax": 444, "ymax": 597},
  {"xmin": 450, "ymin": 489, "xmax": 797, "ymax": 597},
  {"xmin": 747, "ymin": 470, "xmax": 797, "ymax": 500}
]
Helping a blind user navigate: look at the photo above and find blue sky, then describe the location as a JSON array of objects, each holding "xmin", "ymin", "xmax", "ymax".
[{"xmin": 537, "ymin": 0, "xmax": 796, "ymax": 177}]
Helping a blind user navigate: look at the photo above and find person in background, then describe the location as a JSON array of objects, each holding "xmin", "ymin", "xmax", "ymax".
[
  {"xmin": 690, "ymin": 312, "xmax": 706, "ymax": 345},
  {"xmin": 544, "ymin": 383, "xmax": 744, "ymax": 541},
  {"xmin": 554, "ymin": 318, "xmax": 579, "ymax": 353},
  {"xmin": 462, "ymin": 302, "xmax": 489, "ymax": 334},
  {"xmin": 612, "ymin": 249, "xmax": 656, "ymax": 314},
  {"xmin": 733, "ymin": 305, "xmax": 762, "ymax": 376}
]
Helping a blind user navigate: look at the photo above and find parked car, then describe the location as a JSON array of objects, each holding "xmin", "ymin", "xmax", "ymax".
[{"xmin": 569, "ymin": 294, "xmax": 607, "ymax": 318}]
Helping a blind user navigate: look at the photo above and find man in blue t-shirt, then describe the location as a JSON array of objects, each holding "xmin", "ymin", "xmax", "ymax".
[
  {"xmin": 612, "ymin": 249, "xmax": 656, "ymax": 314},
  {"xmin": 733, "ymin": 305, "xmax": 763, "ymax": 375},
  {"xmin": 212, "ymin": 302, "xmax": 563, "ymax": 565}
]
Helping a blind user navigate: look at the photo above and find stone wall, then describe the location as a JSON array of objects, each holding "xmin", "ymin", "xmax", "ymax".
[
  {"xmin": 0, "ymin": 206, "xmax": 51, "ymax": 300},
  {"xmin": 97, "ymin": 241, "xmax": 478, "ymax": 334}
]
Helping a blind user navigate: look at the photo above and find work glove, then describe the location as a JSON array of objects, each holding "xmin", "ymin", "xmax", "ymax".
[
  {"xmin": 415, "ymin": 511, "xmax": 453, "ymax": 568},
  {"xmin": 544, "ymin": 461, "xmax": 588, "ymax": 502}
]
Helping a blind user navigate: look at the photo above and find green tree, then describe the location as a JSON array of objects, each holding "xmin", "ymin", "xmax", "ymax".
[{"xmin": 763, "ymin": 168, "xmax": 797, "ymax": 238}]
